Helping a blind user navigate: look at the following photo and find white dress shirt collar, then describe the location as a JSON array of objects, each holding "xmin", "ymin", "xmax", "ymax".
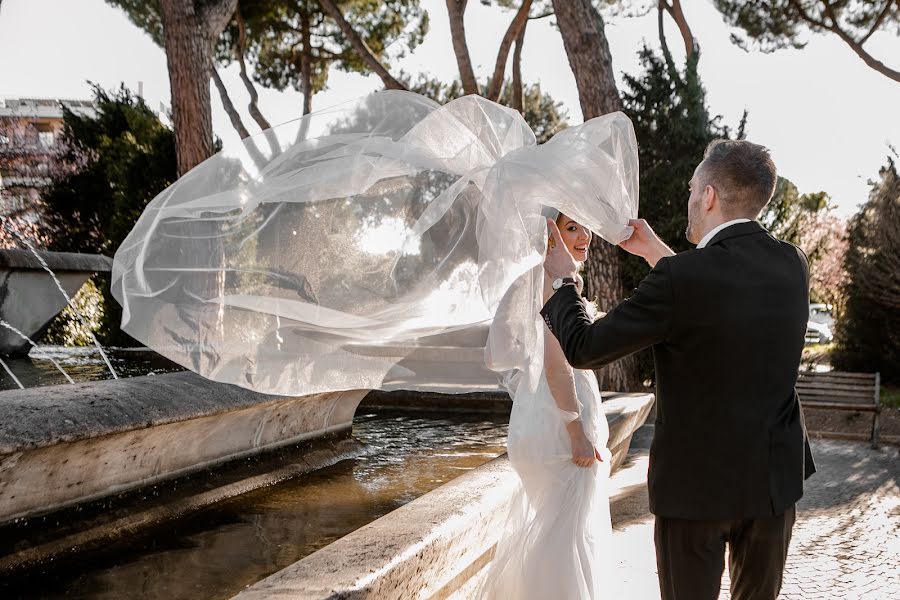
[{"xmin": 696, "ymin": 218, "xmax": 752, "ymax": 249}]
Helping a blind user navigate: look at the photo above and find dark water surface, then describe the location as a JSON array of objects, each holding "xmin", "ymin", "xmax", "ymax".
[
  {"xmin": 0, "ymin": 346, "xmax": 184, "ymax": 390},
  {"xmin": 2, "ymin": 348, "xmax": 508, "ymax": 598},
  {"xmin": 3, "ymin": 411, "xmax": 508, "ymax": 599}
]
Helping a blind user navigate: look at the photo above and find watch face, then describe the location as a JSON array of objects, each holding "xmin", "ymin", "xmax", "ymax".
[{"xmin": 552, "ymin": 278, "xmax": 562, "ymax": 290}]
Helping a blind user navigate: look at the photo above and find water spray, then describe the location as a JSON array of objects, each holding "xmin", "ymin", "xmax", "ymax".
[
  {"xmin": 0, "ymin": 318, "xmax": 75, "ymax": 384},
  {"xmin": 0, "ymin": 355, "xmax": 24, "ymax": 389},
  {"xmin": 0, "ymin": 216, "xmax": 118, "ymax": 380}
]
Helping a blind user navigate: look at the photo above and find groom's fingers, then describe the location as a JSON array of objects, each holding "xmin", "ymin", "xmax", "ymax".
[{"xmin": 627, "ymin": 218, "xmax": 648, "ymax": 237}]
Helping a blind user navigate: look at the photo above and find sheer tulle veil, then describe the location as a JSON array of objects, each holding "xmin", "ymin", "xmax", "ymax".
[{"xmin": 111, "ymin": 90, "xmax": 638, "ymax": 398}]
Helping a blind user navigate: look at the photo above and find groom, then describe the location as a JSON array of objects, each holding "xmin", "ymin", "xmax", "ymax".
[{"xmin": 542, "ymin": 139, "xmax": 815, "ymax": 600}]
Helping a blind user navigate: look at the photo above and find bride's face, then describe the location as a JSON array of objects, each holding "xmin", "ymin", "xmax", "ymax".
[{"xmin": 556, "ymin": 213, "xmax": 592, "ymax": 263}]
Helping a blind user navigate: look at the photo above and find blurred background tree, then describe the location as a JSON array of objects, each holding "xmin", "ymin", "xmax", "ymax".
[
  {"xmin": 711, "ymin": 0, "xmax": 900, "ymax": 83},
  {"xmin": 40, "ymin": 84, "xmax": 177, "ymax": 346},
  {"xmin": 217, "ymin": 0, "xmax": 425, "ymax": 119},
  {"xmin": 408, "ymin": 75, "xmax": 568, "ymax": 143},
  {"xmin": 619, "ymin": 42, "xmax": 745, "ymax": 384},
  {"xmin": 832, "ymin": 153, "xmax": 900, "ymax": 382}
]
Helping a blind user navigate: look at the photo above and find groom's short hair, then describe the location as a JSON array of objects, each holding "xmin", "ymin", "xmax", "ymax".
[{"xmin": 699, "ymin": 140, "xmax": 777, "ymax": 218}]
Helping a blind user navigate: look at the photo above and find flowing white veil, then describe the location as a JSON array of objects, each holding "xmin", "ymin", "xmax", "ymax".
[{"xmin": 111, "ymin": 91, "xmax": 638, "ymax": 397}]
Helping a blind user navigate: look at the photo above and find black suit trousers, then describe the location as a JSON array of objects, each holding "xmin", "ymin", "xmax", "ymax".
[{"xmin": 654, "ymin": 506, "xmax": 796, "ymax": 600}]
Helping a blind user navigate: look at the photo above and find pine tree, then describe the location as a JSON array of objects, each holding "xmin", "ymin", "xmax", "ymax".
[
  {"xmin": 619, "ymin": 46, "xmax": 744, "ymax": 383},
  {"xmin": 832, "ymin": 155, "xmax": 900, "ymax": 382}
]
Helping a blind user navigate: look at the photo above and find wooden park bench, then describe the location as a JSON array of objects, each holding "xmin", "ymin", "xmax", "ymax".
[{"xmin": 797, "ymin": 371, "xmax": 882, "ymax": 448}]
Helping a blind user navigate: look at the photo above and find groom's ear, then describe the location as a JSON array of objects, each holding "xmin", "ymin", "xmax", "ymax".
[{"xmin": 702, "ymin": 184, "xmax": 718, "ymax": 212}]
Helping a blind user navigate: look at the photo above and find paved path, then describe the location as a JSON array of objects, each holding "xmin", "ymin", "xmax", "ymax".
[{"xmin": 607, "ymin": 437, "xmax": 900, "ymax": 599}]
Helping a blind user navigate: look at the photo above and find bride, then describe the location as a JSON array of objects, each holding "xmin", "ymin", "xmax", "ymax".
[
  {"xmin": 480, "ymin": 210, "xmax": 613, "ymax": 600},
  {"xmin": 111, "ymin": 90, "xmax": 637, "ymax": 598}
]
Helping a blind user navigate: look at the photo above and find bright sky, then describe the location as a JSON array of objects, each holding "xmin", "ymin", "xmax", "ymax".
[{"xmin": 1, "ymin": 0, "xmax": 898, "ymax": 219}]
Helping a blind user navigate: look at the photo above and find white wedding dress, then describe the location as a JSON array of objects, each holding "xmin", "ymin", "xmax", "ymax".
[{"xmin": 481, "ymin": 319, "xmax": 613, "ymax": 599}]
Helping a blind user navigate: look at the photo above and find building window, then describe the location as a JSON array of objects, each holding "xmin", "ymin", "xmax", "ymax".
[
  {"xmin": 0, "ymin": 134, "xmax": 9, "ymax": 144},
  {"xmin": 38, "ymin": 131, "xmax": 55, "ymax": 147}
]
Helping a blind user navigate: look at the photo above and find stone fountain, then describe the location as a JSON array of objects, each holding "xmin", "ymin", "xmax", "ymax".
[{"xmin": 0, "ymin": 249, "xmax": 112, "ymax": 356}]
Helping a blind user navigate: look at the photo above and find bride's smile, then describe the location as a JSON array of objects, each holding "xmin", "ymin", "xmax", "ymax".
[{"xmin": 556, "ymin": 214, "xmax": 592, "ymax": 263}]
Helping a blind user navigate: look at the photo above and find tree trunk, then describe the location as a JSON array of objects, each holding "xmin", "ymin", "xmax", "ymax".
[
  {"xmin": 445, "ymin": 0, "xmax": 479, "ymax": 95},
  {"xmin": 486, "ymin": 0, "xmax": 532, "ymax": 102},
  {"xmin": 511, "ymin": 19, "xmax": 527, "ymax": 113},
  {"xmin": 301, "ymin": 10, "xmax": 313, "ymax": 115},
  {"xmin": 552, "ymin": 0, "xmax": 640, "ymax": 392},
  {"xmin": 159, "ymin": 0, "xmax": 216, "ymax": 176},
  {"xmin": 551, "ymin": 0, "xmax": 621, "ymax": 117},
  {"xmin": 159, "ymin": 0, "xmax": 236, "ymax": 340}
]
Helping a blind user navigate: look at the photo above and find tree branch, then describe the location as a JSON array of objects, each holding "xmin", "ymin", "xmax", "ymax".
[
  {"xmin": 486, "ymin": 0, "xmax": 533, "ymax": 102},
  {"xmin": 235, "ymin": 9, "xmax": 273, "ymax": 131},
  {"xmin": 211, "ymin": 68, "xmax": 268, "ymax": 169},
  {"xmin": 794, "ymin": 0, "xmax": 900, "ymax": 83},
  {"xmin": 658, "ymin": 1, "xmax": 683, "ymax": 86},
  {"xmin": 319, "ymin": 0, "xmax": 408, "ymax": 90},
  {"xmin": 300, "ymin": 8, "xmax": 313, "ymax": 114},
  {"xmin": 529, "ymin": 9, "xmax": 555, "ymax": 20},
  {"xmin": 859, "ymin": 0, "xmax": 894, "ymax": 45},
  {"xmin": 445, "ymin": 0, "xmax": 480, "ymax": 95},
  {"xmin": 211, "ymin": 68, "xmax": 250, "ymax": 139},
  {"xmin": 664, "ymin": 0, "xmax": 696, "ymax": 60},
  {"xmin": 512, "ymin": 17, "xmax": 527, "ymax": 112}
]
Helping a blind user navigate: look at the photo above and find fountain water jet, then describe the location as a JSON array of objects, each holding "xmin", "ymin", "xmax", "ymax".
[
  {"xmin": 0, "ymin": 318, "xmax": 75, "ymax": 384},
  {"xmin": 0, "ymin": 219, "xmax": 117, "ymax": 380}
]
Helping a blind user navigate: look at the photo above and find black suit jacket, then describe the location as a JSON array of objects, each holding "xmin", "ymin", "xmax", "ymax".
[{"xmin": 541, "ymin": 221, "xmax": 816, "ymax": 520}]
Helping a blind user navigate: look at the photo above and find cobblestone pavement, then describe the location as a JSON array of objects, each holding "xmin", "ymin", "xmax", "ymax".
[{"xmin": 607, "ymin": 438, "xmax": 900, "ymax": 600}]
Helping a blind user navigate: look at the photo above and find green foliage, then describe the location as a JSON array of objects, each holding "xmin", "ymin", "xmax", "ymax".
[
  {"xmin": 42, "ymin": 277, "xmax": 105, "ymax": 346},
  {"xmin": 408, "ymin": 76, "xmax": 569, "ymax": 143},
  {"xmin": 881, "ymin": 385, "xmax": 900, "ymax": 409},
  {"xmin": 105, "ymin": 0, "xmax": 164, "ymax": 46},
  {"xmin": 225, "ymin": 0, "xmax": 428, "ymax": 96},
  {"xmin": 619, "ymin": 46, "xmax": 744, "ymax": 384},
  {"xmin": 620, "ymin": 46, "xmax": 743, "ymax": 284},
  {"xmin": 760, "ymin": 176, "xmax": 833, "ymax": 266},
  {"xmin": 711, "ymin": 0, "xmax": 900, "ymax": 53},
  {"xmin": 107, "ymin": 0, "xmax": 428, "ymax": 105},
  {"xmin": 43, "ymin": 84, "xmax": 176, "ymax": 254},
  {"xmin": 41, "ymin": 84, "xmax": 177, "ymax": 345},
  {"xmin": 832, "ymin": 155, "xmax": 900, "ymax": 383}
]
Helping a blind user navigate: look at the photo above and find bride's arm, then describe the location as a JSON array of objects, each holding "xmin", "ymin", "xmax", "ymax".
[{"xmin": 544, "ymin": 326, "xmax": 602, "ymax": 467}]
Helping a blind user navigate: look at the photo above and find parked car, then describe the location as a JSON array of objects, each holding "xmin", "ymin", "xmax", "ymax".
[
  {"xmin": 805, "ymin": 320, "xmax": 833, "ymax": 344},
  {"xmin": 808, "ymin": 303, "xmax": 834, "ymax": 327}
]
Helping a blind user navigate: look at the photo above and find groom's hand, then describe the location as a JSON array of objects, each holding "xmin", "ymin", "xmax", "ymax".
[
  {"xmin": 544, "ymin": 219, "xmax": 580, "ymax": 299},
  {"xmin": 619, "ymin": 218, "xmax": 675, "ymax": 268}
]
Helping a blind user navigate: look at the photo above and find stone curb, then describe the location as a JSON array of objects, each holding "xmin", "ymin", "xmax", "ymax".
[{"xmin": 233, "ymin": 393, "xmax": 654, "ymax": 600}]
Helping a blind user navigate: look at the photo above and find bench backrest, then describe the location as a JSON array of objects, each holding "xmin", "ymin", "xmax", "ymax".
[{"xmin": 796, "ymin": 371, "xmax": 879, "ymax": 406}]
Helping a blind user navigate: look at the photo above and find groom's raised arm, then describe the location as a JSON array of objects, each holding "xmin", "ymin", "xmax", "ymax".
[{"xmin": 540, "ymin": 258, "xmax": 675, "ymax": 370}]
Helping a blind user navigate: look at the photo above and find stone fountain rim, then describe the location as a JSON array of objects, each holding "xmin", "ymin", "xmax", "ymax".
[
  {"xmin": 0, "ymin": 249, "xmax": 112, "ymax": 272},
  {"xmin": 0, "ymin": 371, "xmax": 363, "ymax": 454}
]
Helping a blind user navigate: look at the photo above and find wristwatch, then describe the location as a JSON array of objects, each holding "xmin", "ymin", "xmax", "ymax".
[{"xmin": 551, "ymin": 276, "xmax": 577, "ymax": 290}]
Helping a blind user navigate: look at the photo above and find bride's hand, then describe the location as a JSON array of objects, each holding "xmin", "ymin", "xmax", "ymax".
[{"xmin": 566, "ymin": 420, "xmax": 600, "ymax": 467}]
